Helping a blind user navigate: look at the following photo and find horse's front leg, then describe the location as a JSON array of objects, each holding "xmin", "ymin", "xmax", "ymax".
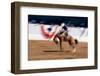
[
  {"xmin": 59, "ymin": 37, "xmax": 63, "ymax": 51},
  {"xmin": 59, "ymin": 40, "xmax": 62, "ymax": 51}
]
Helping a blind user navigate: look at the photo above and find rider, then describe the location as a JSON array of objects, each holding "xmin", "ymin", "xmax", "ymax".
[
  {"xmin": 53, "ymin": 23, "xmax": 68, "ymax": 44},
  {"xmin": 57, "ymin": 23, "xmax": 68, "ymax": 40}
]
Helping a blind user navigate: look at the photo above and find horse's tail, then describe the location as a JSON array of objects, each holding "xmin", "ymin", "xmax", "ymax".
[{"xmin": 75, "ymin": 39, "xmax": 78, "ymax": 44}]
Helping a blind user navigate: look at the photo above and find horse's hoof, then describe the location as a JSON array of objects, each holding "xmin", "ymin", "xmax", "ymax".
[
  {"xmin": 72, "ymin": 51, "xmax": 76, "ymax": 54},
  {"xmin": 72, "ymin": 49, "xmax": 76, "ymax": 53}
]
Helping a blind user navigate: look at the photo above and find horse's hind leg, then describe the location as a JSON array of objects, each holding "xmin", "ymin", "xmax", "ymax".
[
  {"xmin": 72, "ymin": 39, "xmax": 78, "ymax": 53},
  {"xmin": 72, "ymin": 46, "xmax": 76, "ymax": 53},
  {"xmin": 69, "ymin": 38, "xmax": 76, "ymax": 53}
]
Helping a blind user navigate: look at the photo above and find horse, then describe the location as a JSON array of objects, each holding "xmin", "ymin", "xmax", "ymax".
[{"xmin": 53, "ymin": 29, "xmax": 78, "ymax": 53}]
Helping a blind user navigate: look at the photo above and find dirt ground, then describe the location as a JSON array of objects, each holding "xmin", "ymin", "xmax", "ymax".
[{"xmin": 28, "ymin": 40, "xmax": 88, "ymax": 60}]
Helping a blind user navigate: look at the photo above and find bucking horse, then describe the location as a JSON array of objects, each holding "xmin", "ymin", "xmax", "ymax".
[{"xmin": 53, "ymin": 23, "xmax": 78, "ymax": 53}]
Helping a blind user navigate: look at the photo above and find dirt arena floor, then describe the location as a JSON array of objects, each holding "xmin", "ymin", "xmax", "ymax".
[{"xmin": 28, "ymin": 40, "xmax": 88, "ymax": 60}]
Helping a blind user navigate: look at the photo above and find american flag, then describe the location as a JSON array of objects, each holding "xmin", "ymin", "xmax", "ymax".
[{"xmin": 40, "ymin": 24, "xmax": 58, "ymax": 39}]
